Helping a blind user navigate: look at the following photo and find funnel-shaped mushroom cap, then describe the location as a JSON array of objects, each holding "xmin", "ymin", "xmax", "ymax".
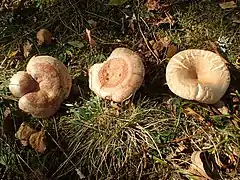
[
  {"xmin": 166, "ymin": 49, "xmax": 230, "ymax": 104},
  {"xmin": 9, "ymin": 56, "xmax": 72, "ymax": 118},
  {"xmin": 89, "ymin": 48, "xmax": 145, "ymax": 102}
]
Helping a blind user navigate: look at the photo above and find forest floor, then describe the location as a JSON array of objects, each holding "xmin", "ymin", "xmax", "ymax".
[{"xmin": 0, "ymin": 0, "xmax": 240, "ymax": 179}]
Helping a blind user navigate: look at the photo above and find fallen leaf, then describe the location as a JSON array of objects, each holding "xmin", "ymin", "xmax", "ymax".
[
  {"xmin": 145, "ymin": 0, "xmax": 159, "ymax": 11},
  {"xmin": 29, "ymin": 129, "xmax": 46, "ymax": 154},
  {"xmin": 166, "ymin": 44, "xmax": 178, "ymax": 58},
  {"xmin": 149, "ymin": 40, "xmax": 162, "ymax": 57},
  {"xmin": 8, "ymin": 50, "xmax": 20, "ymax": 58},
  {"xmin": 158, "ymin": 35, "xmax": 171, "ymax": 47},
  {"xmin": 190, "ymin": 151, "xmax": 214, "ymax": 180},
  {"xmin": 184, "ymin": 107, "xmax": 205, "ymax": 122},
  {"xmin": 213, "ymin": 100, "xmax": 229, "ymax": 115},
  {"xmin": 219, "ymin": 1, "xmax": 237, "ymax": 9},
  {"xmin": 15, "ymin": 122, "xmax": 37, "ymax": 146},
  {"xmin": 23, "ymin": 40, "xmax": 33, "ymax": 58},
  {"xmin": 67, "ymin": 41, "xmax": 85, "ymax": 49},
  {"xmin": 175, "ymin": 141, "xmax": 186, "ymax": 153},
  {"xmin": 149, "ymin": 36, "xmax": 171, "ymax": 57},
  {"xmin": 3, "ymin": 108, "xmax": 15, "ymax": 136},
  {"xmin": 108, "ymin": 0, "xmax": 127, "ymax": 5},
  {"xmin": 36, "ymin": 28, "xmax": 52, "ymax": 46},
  {"xmin": 86, "ymin": 28, "xmax": 96, "ymax": 47}
]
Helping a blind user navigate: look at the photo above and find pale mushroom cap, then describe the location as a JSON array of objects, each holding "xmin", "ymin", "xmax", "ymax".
[
  {"xmin": 10, "ymin": 55, "xmax": 72, "ymax": 118},
  {"xmin": 89, "ymin": 48, "xmax": 145, "ymax": 102},
  {"xmin": 9, "ymin": 71, "xmax": 37, "ymax": 97},
  {"xmin": 166, "ymin": 49, "xmax": 230, "ymax": 104}
]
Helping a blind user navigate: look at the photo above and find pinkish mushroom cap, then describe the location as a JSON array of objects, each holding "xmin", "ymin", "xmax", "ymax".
[
  {"xmin": 89, "ymin": 48, "xmax": 145, "ymax": 102},
  {"xmin": 9, "ymin": 55, "xmax": 72, "ymax": 118}
]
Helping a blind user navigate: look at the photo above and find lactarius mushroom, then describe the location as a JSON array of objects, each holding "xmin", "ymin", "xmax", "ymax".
[
  {"xmin": 89, "ymin": 48, "xmax": 145, "ymax": 102},
  {"xmin": 9, "ymin": 56, "xmax": 72, "ymax": 118},
  {"xmin": 166, "ymin": 49, "xmax": 230, "ymax": 104},
  {"xmin": 36, "ymin": 29, "xmax": 52, "ymax": 45}
]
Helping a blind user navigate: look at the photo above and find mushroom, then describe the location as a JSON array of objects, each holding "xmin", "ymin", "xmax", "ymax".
[
  {"xmin": 9, "ymin": 55, "xmax": 72, "ymax": 118},
  {"xmin": 166, "ymin": 49, "xmax": 230, "ymax": 104},
  {"xmin": 36, "ymin": 28, "xmax": 52, "ymax": 45},
  {"xmin": 89, "ymin": 48, "xmax": 145, "ymax": 102}
]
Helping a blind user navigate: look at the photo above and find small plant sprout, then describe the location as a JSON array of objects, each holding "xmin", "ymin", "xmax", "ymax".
[
  {"xmin": 166, "ymin": 49, "xmax": 230, "ymax": 104},
  {"xmin": 9, "ymin": 56, "xmax": 72, "ymax": 118},
  {"xmin": 89, "ymin": 47, "xmax": 145, "ymax": 102}
]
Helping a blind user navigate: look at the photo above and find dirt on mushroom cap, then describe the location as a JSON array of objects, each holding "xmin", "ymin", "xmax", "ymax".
[
  {"xmin": 89, "ymin": 48, "xmax": 145, "ymax": 102},
  {"xmin": 166, "ymin": 49, "xmax": 230, "ymax": 104}
]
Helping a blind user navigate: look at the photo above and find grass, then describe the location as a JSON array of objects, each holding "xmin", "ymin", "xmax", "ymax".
[{"xmin": 0, "ymin": 0, "xmax": 240, "ymax": 179}]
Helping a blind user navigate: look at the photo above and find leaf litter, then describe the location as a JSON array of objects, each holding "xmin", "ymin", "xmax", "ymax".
[{"xmin": 16, "ymin": 122, "xmax": 46, "ymax": 153}]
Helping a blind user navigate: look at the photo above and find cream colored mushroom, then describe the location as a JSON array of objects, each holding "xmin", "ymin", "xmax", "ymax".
[
  {"xmin": 89, "ymin": 48, "xmax": 145, "ymax": 102},
  {"xmin": 166, "ymin": 49, "xmax": 230, "ymax": 104},
  {"xmin": 9, "ymin": 56, "xmax": 72, "ymax": 118}
]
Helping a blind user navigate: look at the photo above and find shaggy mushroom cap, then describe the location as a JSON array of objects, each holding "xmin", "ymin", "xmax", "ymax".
[
  {"xmin": 89, "ymin": 48, "xmax": 145, "ymax": 102},
  {"xmin": 166, "ymin": 49, "xmax": 230, "ymax": 104},
  {"xmin": 9, "ymin": 56, "xmax": 72, "ymax": 118}
]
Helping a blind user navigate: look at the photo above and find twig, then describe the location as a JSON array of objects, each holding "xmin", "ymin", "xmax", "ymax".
[
  {"xmin": 137, "ymin": 14, "xmax": 161, "ymax": 64},
  {"xmin": 84, "ymin": 10, "xmax": 121, "ymax": 25}
]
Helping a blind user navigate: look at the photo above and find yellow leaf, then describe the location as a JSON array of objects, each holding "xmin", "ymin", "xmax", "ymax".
[
  {"xmin": 8, "ymin": 50, "xmax": 19, "ymax": 58},
  {"xmin": 184, "ymin": 107, "xmax": 205, "ymax": 122}
]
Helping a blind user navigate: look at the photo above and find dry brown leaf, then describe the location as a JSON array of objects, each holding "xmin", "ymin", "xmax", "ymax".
[
  {"xmin": 29, "ymin": 129, "xmax": 46, "ymax": 154},
  {"xmin": 188, "ymin": 165, "xmax": 210, "ymax": 180},
  {"xmin": 149, "ymin": 40, "xmax": 162, "ymax": 57},
  {"xmin": 184, "ymin": 107, "xmax": 205, "ymax": 122},
  {"xmin": 145, "ymin": 0, "xmax": 171, "ymax": 11},
  {"xmin": 219, "ymin": 1, "xmax": 237, "ymax": 9},
  {"xmin": 159, "ymin": 36, "xmax": 171, "ymax": 47},
  {"xmin": 149, "ymin": 36, "xmax": 171, "ymax": 57},
  {"xmin": 175, "ymin": 141, "xmax": 186, "ymax": 153},
  {"xmin": 23, "ymin": 40, "xmax": 33, "ymax": 58},
  {"xmin": 3, "ymin": 108, "xmax": 15, "ymax": 136},
  {"xmin": 166, "ymin": 44, "xmax": 178, "ymax": 58},
  {"xmin": 145, "ymin": 0, "xmax": 159, "ymax": 11},
  {"xmin": 36, "ymin": 28, "xmax": 52, "ymax": 46},
  {"xmin": 86, "ymin": 28, "xmax": 96, "ymax": 47},
  {"xmin": 190, "ymin": 151, "xmax": 213, "ymax": 180},
  {"xmin": 15, "ymin": 122, "xmax": 37, "ymax": 146}
]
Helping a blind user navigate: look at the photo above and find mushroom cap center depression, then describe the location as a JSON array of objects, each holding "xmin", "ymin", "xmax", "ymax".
[{"xmin": 98, "ymin": 58, "xmax": 128, "ymax": 88}]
